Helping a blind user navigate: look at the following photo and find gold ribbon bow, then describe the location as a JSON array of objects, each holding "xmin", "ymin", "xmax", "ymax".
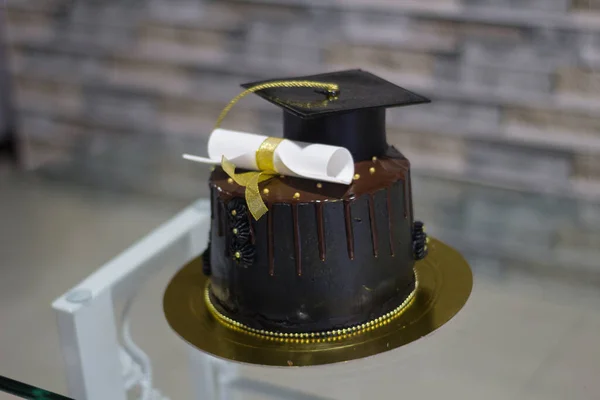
[
  {"xmin": 214, "ymin": 80, "xmax": 339, "ymax": 221},
  {"xmin": 221, "ymin": 137, "xmax": 283, "ymax": 220}
]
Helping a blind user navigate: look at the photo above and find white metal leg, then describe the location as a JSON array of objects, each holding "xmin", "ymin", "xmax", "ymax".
[
  {"xmin": 52, "ymin": 199, "xmax": 211, "ymax": 400},
  {"xmin": 187, "ymin": 348, "xmax": 339, "ymax": 400},
  {"xmin": 55, "ymin": 290, "xmax": 125, "ymax": 400},
  {"xmin": 189, "ymin": 351, "xmax": 223, "ymax": 400}
]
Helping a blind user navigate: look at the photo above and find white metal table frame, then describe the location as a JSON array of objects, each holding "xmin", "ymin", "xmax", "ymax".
[
  {"xmin": 49, "ymin": 199, "xmax": 600, "ymax": 400},
  {"xmin": 52, "ymin": 199, "xmax": 211, "ymax": 400}
]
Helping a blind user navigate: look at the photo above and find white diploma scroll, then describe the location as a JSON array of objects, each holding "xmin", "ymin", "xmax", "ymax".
[{"xmin": 183, "ymin": 128, "xmax": 355, "ymax": 185}]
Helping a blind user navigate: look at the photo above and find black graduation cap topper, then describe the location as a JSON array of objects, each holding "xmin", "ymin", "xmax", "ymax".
[{"xmin": 242, "ymin": 69, "xmax": 430, "ymax": 162}]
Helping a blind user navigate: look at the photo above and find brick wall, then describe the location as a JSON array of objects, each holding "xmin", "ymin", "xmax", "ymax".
[
  {"xmin": 5, "ymin": 0, "xmax": 600, "ymax": 271},
  {"xmin": 6, "ymin": 0, "xmax": 600, "ymax": 201}
]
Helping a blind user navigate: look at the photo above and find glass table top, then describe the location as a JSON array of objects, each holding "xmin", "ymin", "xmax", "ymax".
[{"xmin": 1, "ymin": 168, "xmax": 600, "ymax": 399}]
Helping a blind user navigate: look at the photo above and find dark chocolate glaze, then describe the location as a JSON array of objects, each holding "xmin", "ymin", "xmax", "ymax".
[
  {"xmin": 404, "ymin": 176, "xmax": 410, "ymax": 218},
  {"xmin": 216, "ymin": 193, "xmax": 223, "ymax": 237},
  {"xmin": 316, "ymin": 203, "xmax": 325, "ymax": 261},
  {"xmin": 247, "ymin": 212, "xmax": 255, "ymax": 245},
  {"xmin": 211, "ymin": 147, "xmax": 410, "ymax": 204},
  {"xmin": 206, "ymin": 146, "xmax": 416, "ymax": 333},
  {"xmin": 408, "ymin": 173, "xmax": 414, "ymax": 220},
  {"xmin": 292, "ymin": 204, "xmax": 302, "ymax": 276},
  {"xmin": 343, "ymin": 200, "xmax": 355, "ymax": 260},
  {"xmin": 386, "ymin": 189, "xmax": 395, "ymax": 257},
  {"xmin": 267, "ymin": 209, "xmax": 274, "ymax": 276},
  {"xmin": 368, "ymin": 194, "xmax": 378, "ymax": 258}
]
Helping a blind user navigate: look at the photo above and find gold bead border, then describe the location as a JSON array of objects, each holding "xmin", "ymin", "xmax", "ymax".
[{"xmin": 204, "ymin": 271, "xmax": 418, "ymax": 344}]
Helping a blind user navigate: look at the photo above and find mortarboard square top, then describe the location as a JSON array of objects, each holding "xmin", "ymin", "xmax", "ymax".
[
  {"xmin": 241, "ymin": 69, "xmax": 431, "ymax": 161},
  {"xmin": 241, "ymin": 69, "xmax": 430, "ymax": 119}
]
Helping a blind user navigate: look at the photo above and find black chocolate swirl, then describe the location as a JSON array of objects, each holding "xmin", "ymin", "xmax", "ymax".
[
  {"xmin": 226, "ymin": 198, "xmax": 247, "ymax": 222},
  {"xmin": 412, "ymin": 221, "xmax": 428, "ymax": 261},
  {"xmin": 230, "ymin": 241, "xmax": 255, "ymax": 268},
  {"xmin": 231, "ymin": 218, "xmax": 251, "ymax": 244}
]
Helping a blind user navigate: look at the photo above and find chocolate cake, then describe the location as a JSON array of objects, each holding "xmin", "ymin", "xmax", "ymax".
[{"xmin": 203, "ymin": 69, "xmax": 430, "ymax": 335}]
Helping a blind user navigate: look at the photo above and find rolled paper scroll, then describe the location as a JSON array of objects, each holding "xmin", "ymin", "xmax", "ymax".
[{"xmin": 183, "ymin": 128, "xmax": 355, "ymax": 185}]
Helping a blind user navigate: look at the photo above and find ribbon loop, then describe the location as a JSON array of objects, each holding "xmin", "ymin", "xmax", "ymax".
[
  {"xmin": 221, "ymin": 136, "xmax": 284, "ymax": 220},
  {"xmin": 256, "ymin": 137, "xmax": 283, "ymax": 173}
]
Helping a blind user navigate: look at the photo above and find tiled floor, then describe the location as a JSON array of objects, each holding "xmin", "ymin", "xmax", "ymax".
[{"xmin": 1, "ymin": 171, "xmax": 600, "ymax": 399}]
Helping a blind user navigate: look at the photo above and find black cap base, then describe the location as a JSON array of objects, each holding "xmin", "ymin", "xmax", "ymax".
[{"xmin": 284, "ymin": 108, "xmax": 387, "ymax": 162}]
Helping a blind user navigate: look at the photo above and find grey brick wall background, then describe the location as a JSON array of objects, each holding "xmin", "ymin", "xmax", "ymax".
[
  {"xmin": 5, "ymin": 0, "xmax": 600, "ymax": 200},
  {"xmin": 4, "ymin": 0, "xmax": 600, "ymax": 274}
]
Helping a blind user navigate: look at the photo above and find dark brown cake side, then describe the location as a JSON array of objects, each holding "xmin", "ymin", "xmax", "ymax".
[{"xmin": 204, "ymin": 146, "xmax": 420, "ymax": 334}]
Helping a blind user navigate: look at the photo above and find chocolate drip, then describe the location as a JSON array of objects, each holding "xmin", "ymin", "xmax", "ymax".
[
  {"xmin": 217, "ymin": 199, "xmax": 223, "ymax": 236},
  {"xmin": 224, "ymin": 215, "xmax": 230, "ymax": 257},
  {"xmin": 316, "ymin": 202, "xmax": 326, "ymax": 261},
  {"xmin": 267, "ymin": 207, "xmax": 274, "ymax": 276},
  {"xmin": 408, "ymin": 173, "xmax": 414, "ymax": 223},
  {"xmin": 403, "ymin": 178, "xmax": 410, "ymax": 219},
  {"xmin": 386, "ymin": 188, "xmax": 395, "ymax": 257},
  {"xmin": 344, "ymin": 200, "xmax": 355, "ymax": 260},
  {"xmin": 368, "ymin": 194, "xmax": 378, "ymax": 258},
  {"xmin": 210, "ymin": 154, "xmax": 413, "ymax": 268},
  {"xmin": 246, "ymin": 212, "xmax": 255, "ymax": 245},
  {"xmin": 292, "ymin": 204, "xmax": 302, "ymax": 276}
]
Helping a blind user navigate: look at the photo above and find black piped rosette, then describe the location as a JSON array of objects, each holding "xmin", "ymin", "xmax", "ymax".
[
  {"xmin": 230, "ymin": 218, "xmax": 251, "ymax": 243},
  {"xmin": 227, "ymin": 197, "xmax": 255, "ymax": 268},
  {"xmin": 412, "ymin": 220, "xmax": 428, "ymax": 261},
  {"xmin": 227, "ymin": 198, "xmax": 247, "ymax": 221},
  {"xmin": 229, "ymin": 241, "xmax": 255, "ymax": 268}
]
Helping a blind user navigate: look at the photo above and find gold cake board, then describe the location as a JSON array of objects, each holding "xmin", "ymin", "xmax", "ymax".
[{"xmin": 163, "ymin": 238, "xmax": 472, "ymax": 367}]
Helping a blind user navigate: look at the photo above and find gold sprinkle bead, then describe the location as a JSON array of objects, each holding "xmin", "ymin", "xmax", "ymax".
[
  {"xmin": 372, "ymin": 156, "xmax": 377, "ymax": 162},
  {"xmin": 353, "ymin": 174, "xmax": 360, "ymax": 180},
  {"xmin": 210, "ymin": 166, "xmax": 215, "ymax": 172},
  {"xmin": 234, "ymin": 251, "xmax": 241, "ymax": 259},
  {"xmin": 369, "ymin": 167, "xmax": 376, "ymax": 174},
  {"xmin": 293, "ymin": 192, "xmax": 300, "ymax": 199},
  {"xmin": 316, "ymin": 183, "xmax": 323, "ymax": 189},
  {"xmin": 227, "ymin": 178, "xmax": 234, "ymax": 184},
  {"xmin": 263, "ymin": 188, "xmax": 270, "ymax": 195},
  {"xmin": 232, "ymin": 228, "xmax": 238, "ymax": 235},
  {"xmin": 231, "ymin": 210, "xmax": 237, "ymax": 217}
]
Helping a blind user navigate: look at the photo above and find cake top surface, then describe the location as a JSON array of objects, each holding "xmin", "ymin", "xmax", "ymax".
[
  {"xmin": 241, "ymin": 69, "xmax": 430, "ymax": 119},
  {"xmin": 211, "ymin": 147, "xmax": 410, "ymax": 205}
]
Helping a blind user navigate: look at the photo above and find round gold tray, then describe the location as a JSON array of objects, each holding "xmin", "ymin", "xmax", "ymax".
[{"xmin": 164, "ymin": 237, "xmax": 472, "ymax": 367}]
